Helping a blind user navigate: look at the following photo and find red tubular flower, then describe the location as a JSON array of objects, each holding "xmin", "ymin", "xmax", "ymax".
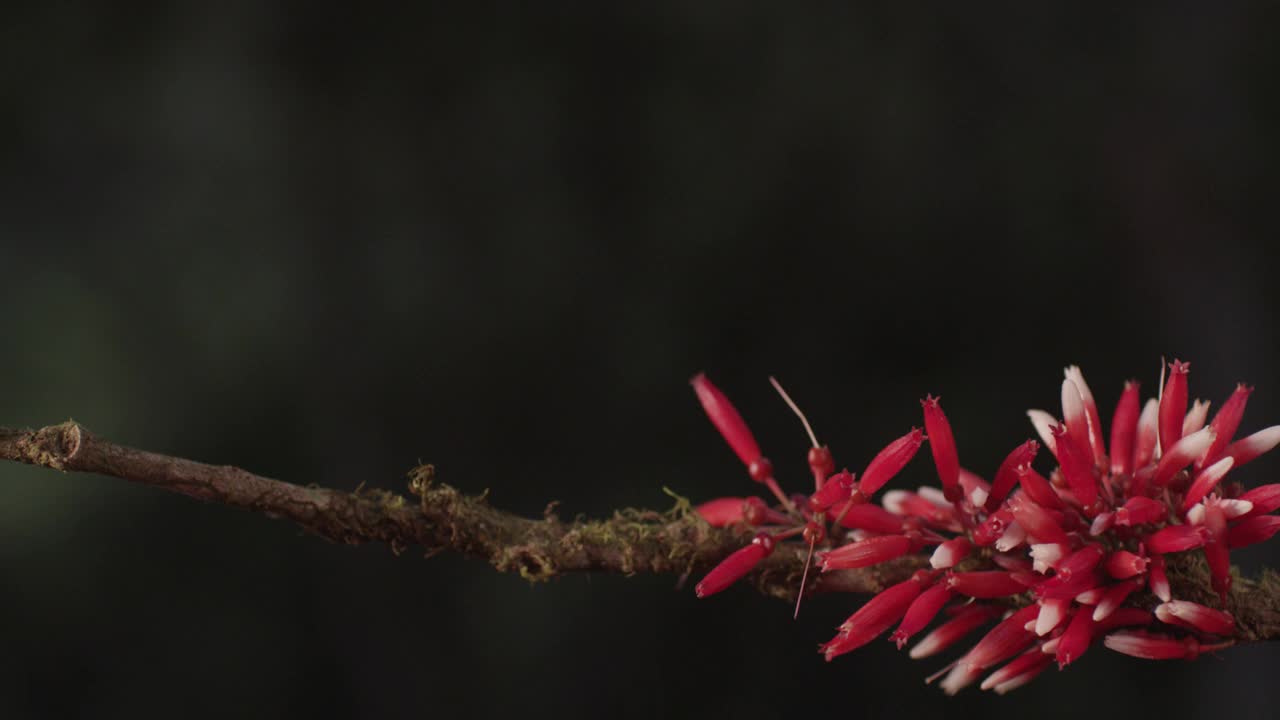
[
  {"xmin": 1151, "ymin": 426, "xmax": 1216, "ymax": 487},
  {"xmin": 930, "ymin": 537, "xmax": 972, "ymax": 569},
  {"xmin": 1065, "ymin": 366, "xmax": 1106, "ymax": 466},
  {"xmin": 972, "ymin": 508, "xmax": 1014, "ymax": 547},
  {"xmin": 961, "ymin": 604, "xmax": 1041, "ymax": 673},
  {"xmin": 1146, "ymin": 524, "xmax": 1211, "ymax": 554},
  {"xmin": 1062, "ymin": 377, "xmax": 1098, "ymax": 469},
  {"xmin": 1013, "ymin": 464, "xmax": 1065, "ymax": 510},
  {"xmin": 695, "ymin": 497, "xmax": 746, "ymax": 526},
  {"xmin": 741, "ymin": 496, "xmax": 792, "ymax": 526},
  {"xmin": 691, "ymin": 373, "xmax": 763, "ymax": 470},
  {"xmin": 1050, "ymin": 423, "xmax": 1099, "ymax": 509},
  {"xmin": 1200, "ymin": 383, "xmax": 1253, "ymax": 468},
  {"xmin": 890, "ymin": 582, "xmax": 954, "ymax": 648},
  {"xmin": 1094, "ymin": 578, "xmax": 1144, "ymax": 621},
  {"xmin": 882, "ymin": 490, "xmax": 960, "ymax": 530},
  {"xmin": 1034, "ymin": 598, "xmax": 1070, "ymax": 635},
  {"xmin": 981, "ymin": 647, "xmax": 1053, "ymax": 694},
  {"xmin": 909, "ymin": 604, "xmax": 1003, "ymax": 659},
  {"xmin": 1006, "ymin": 494, "xmax": 1069, "ymax": 544},
  {"xmin": 1225, "ymin": 426, "xmax": 1280, "ymax": 468},
  {"xmin": 1240, "ymin": 483, "xmax": 1280, "ymax": 517},
  {"xmin": 1159, "ymin": 360, "xmax": 1191, "ymax": 453},
  {"xmin": 823, "ymin": 574, "xmax": 927, "ymax": 660},
  {"xmin": 1182, "ymin": 457, "xmax": 1236, "ymax": 513},
  {"xmin": 859, "ymin": 428, "xmax": 926, "ymax": 497},
  {"xmin": 1105, "ymin": 631, "xmax": 1201, "ymax": 660},
  {"xmin": 947, "ymin": 571, "xmax": 1032, "ymax": 599},
  {"xmin": 695, "ymin": 532, "xmax": 775, "ymax": 598},
  {"xmin": 837, "ymin": 502, "xmax": 906, "ymax": 533},
  {"xmin": 985, "ymin": 440, "xmax": 1039, "ymax": 513},
  {"xmin": 1148, "ymin": 553, "xmax": 1172, "ymax": 602},
  {"xmin": 809, "ymin": 470, "xmax": 855, "ymax": 512},
  {"xmin": 1110, "ymin": 380, "xmax": 1141, "ymax": 476},
  {"xmin": 1034, "ymin": 546, "xmax": 1105, "ymax": 599},
  {"xmin": 1114, "ymin": 496, "xmax": 1167, "ymax": 527},
  {"xmin": 1056, "ymin": 607, "xmax": 1097, "ymax": 668},
  {"xmin": 1134, "ymin": 398, "xmax": 1160, "ymax": 470},
  {"xmin": 1227, "ymin": 515, "xmax": 1280, "ymax": 548},
  {"xmin": 1155, "ymin": 600, "xmax": 1235, "ymax": 635},
  {"xmin": 820, "ymin": 535, "xmax": 914, "ymax": 571},
  {"xmin": 1202, "ymin": 501, "xmax": 1232, "ymax": 604},
  {"xmin": 1104, "ymin": 551, "xmax": 1150, "ymax": 580},
  {"xmin": 922, "ymin": 396, "xmax": 962, "ymax": 503}
]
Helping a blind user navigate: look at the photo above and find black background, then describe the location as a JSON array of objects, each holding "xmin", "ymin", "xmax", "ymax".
[{"xmin": 2, "ymin": 3, "xmax": 1278, "ymax": 718}]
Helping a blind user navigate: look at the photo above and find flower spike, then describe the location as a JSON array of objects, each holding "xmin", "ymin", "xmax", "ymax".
[{"xmin": 691, "ymin": 358, "xmax": 1278, "ymax": 693}]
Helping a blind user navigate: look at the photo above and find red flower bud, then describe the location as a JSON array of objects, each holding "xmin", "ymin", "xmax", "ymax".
[
  {"xmin": 1104, "ymin": 551, "xmax": 1150, "ymax": 580},
  {"xmin": 1007, "ymin": 494, "xmax": 1069, "ymax": 544},
  {"xmin": 1155, "ymin": 600, "xmax": 1235, "ymax": 635},
  {"xmin": 1109, "ymin": 380, "xmax": 1142, "ymax": 476},
  {"xmin": 837, "ymin": 503, "xmax": 906, "ymax": 533},
  {"xmin": 1146, "ymin": 524, "xmax": 1211, "ymax": 554},
  {"xmin": 1200, "ymin": 383, "xmax": 1253, "ymax": 468},
  {"xmin": 808, "ymin": 470, "xmax": 855, "ymax": 512},
  {"xmin": 859, "ymin": 428, "xmax": 925, "ymax": 497},
  {"xmin": 1227, "ymin": 515, "xmax": 1280, "ymax": 549},
  {"xmin": 1056, "ymin": 606, "xmax": 1097, "ymax": 669},
  {"xmin": 1051, "ymin": 423, "xmax": 1098, "ymax": 508},
  {"xmin": 691, "ymin": 373, "xmax": 763, "ymax": 468},
  {"xmin": 1240, "ymin": 483, "xmax": 1280, "ymax": 517},
  {"xmin": 986, "ymin": 440, "xmax": 1040, "ymax": 513},
  {"xmin": 1114, "ymin": 496, "xmax": 1166, "ymax": 527},
  {"xmin": 1105, "ymin": 631, "xmax": 1201, "ymax": 660},
  {"xmin": 948, "ymin": 571, "xmax": 1032, "ymax": 599},
  {"xmin": 889, "ymin": 582, "xmax": 953, "ymax": 649},
  {"xmin": 695, "ymin": 532, "xmax": 775, "ymax": 598},
  {"xmin": 823, "ymin": 574, "xmax": 927, "ymax": 660},
  {"xmin": 1159, "ymin": 359, "xmax": 1191, "ymax": 453},
  {"xmin": 909, "ymin": 604, "xmax": 1002, "ymax": 659},
  {"xmin": 695, "ymin": 497, "xmax": 745, "ymax": 527},
  {"xmin": 922, "ymin": 395, "xmax": 961, "ymax": 503},
  {"xmin": 820, "ymin": 535, "xmax": 914, "ymax": 572}
]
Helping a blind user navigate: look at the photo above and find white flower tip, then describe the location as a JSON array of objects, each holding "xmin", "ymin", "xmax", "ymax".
[
  {"xmin": 1186, "ymin": 504, "xmax": 1207, "ymax": 525},
  {"xmin": 930, "ymin": 545, "xmax": 958, "ymax": 569},
  {"xmin": 1221, "ymin": 498, "xmax": 1253, "ymax": 519},
  {"xmin": 881, "ymin": 490, "xmax": 909, "ymax": 515},
  {"xmin": 916, "ymin": 486, "xmax": 949, "ymax": 507},
  {"xmin": 969, "ymin": 486, "xmax": 990, "ymax": 508}
]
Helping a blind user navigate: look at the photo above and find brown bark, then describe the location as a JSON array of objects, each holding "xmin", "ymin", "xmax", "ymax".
[{"xmin": 2, "ymin": 420, "xmax": 1278, "ymax": 641}]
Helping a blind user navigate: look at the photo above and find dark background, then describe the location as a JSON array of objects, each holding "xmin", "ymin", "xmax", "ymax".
[{"xmin": 2, "ymin": 3, "xmax": 1277, "ymax": 718}]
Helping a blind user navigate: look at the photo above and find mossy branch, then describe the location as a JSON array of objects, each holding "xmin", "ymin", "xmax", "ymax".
[
  {"xmin": 0, "ymin": 421, "xmax": 921, "ymax": 600},
  {"xmin": 2, "ymin": 420, "xmax": 1279, "ymax": 641}
]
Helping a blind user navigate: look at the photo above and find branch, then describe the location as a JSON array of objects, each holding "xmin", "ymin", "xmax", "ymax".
[
  {"xmin": 0, "ymin": 421, "xmax": 920, "ymax": 600},
  {"xmin": 4, "ymin": 420, "xmax": 1280, "ymax": 643}
]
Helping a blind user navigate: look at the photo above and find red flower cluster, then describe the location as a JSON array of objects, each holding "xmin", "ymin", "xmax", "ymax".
[{"xmin": 691, "ymin": 362, "xmax": 1280, "ymax": 694}]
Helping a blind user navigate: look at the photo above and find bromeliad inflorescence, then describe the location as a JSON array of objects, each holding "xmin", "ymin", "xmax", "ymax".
[{"xmin": 690, "ymin": 362, "xmax": 1280, "ymax": 694}]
